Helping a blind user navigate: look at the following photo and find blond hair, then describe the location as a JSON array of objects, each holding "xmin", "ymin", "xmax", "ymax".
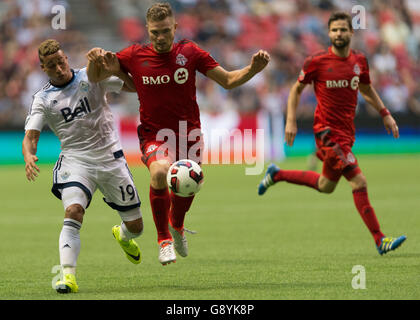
[
  {"xmin": 146, "ymin": 2, "xmax": 173, "ymax": 22},
  {"xmin": 38, "ymin": 39, "xmax": 61, "ymax": 63}
]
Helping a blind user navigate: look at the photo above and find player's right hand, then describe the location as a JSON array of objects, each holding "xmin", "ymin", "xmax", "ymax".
[
  {"xmin": 285, "ymin": 120, "xmax": 298, "ymax": 146},
  {"xmin": 25, "ymin": 155, "xmax": 40, "ymax": 181}
]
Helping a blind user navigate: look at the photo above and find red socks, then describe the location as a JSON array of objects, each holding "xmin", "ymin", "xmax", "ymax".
[
  {"xmin": 353, "ymin": 187, "xmax": 384, "ymax": 246},
  {"xmin": 149, "ymin": 186, "xmax": 171, "ymax": 243},
  {"xmin": 150, "ymin": 186, "xmax": 195, "ymax": 242},
  {"xmin": 169, "ymin": 192, "xmax": 194, "ymax": 231},
  {"xmin": 273, "ymin": 170, "xmax": 320, "ymax": 191}
]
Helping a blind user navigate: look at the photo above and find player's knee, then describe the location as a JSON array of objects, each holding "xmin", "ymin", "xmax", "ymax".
[
  {"xmin": 65, "ymin": 204, "xmax": 85, "ymax": 223},
  {"xmin": 150, "ymin": 161, "xmax": 170, "ymax": 188},
  {"xmin": 317, "ymin": 176, "xmax": 337, "ymax": 194},
  {"xmin": 350, "ymin": 174, "xmax": 367, "ymax": 191},
  {"xmin": 319, "ymin": 184, "xmax": 336, "ymax": 194}
]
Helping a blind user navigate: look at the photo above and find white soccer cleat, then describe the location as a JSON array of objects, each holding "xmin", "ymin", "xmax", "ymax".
[
  {"xmin": 168, "ymin": 224, "xmax": 189, "ymax": 257},
  {"xmin": 158, "ymin": 240, "xmax": 176, "ymax": 265}
]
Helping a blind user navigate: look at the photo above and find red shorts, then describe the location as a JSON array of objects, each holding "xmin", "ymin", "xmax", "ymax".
[
  {"xmin": 315, "ymin": 129, "xmax": 361, "ymax": 182},
  {"xmin": 137, "ymin": 125, "xmax": 203, "ymax": 168}
]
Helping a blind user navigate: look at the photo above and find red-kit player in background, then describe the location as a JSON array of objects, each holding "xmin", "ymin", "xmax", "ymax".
[
  {"xmin": 87, "ymin": 2, "xmax": 270, "ymax": 265},
  {"xmin": 258, "ymin": 12, "xmax": 406, "ymax": 255}
]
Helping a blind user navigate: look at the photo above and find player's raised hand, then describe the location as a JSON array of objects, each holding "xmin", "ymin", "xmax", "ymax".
[
  {"xmin": 250, "ymin": 50, "xmax": 270, "ymax": 74},
  {"xmin": 383, "ymin": 115, "xmax": 399, "ymax": 139},
  {"xmin": 86, "ymin": 47, "xmax": 105, "ymax": 64},
  {"xmin": 102, "ymin": 51, "xmax": 121, "ymax": 75},
  {"xmin": 24, "ymin": 155, "xmax": 40, "ymax": 181},
  {"xmin": 285, "ymin": 120, "xmax": 298, "ymax": 146}
]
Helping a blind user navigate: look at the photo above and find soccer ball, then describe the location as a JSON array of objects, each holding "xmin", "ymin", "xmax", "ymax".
[{"xmin": 167, "ymin": 159, "xmax": 204, "ymax": 197}]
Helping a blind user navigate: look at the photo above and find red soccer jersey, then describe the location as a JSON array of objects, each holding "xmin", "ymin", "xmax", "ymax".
[
  {"xmin": 116, "ymin": 39, "xmax": 219, "ymax": 135},
  {"xmin": 298, "ymin": 46, "xmax": 371, "ymax": 140}
]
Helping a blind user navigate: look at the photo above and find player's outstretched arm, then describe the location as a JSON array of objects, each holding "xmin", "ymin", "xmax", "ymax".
[
  {"xmin": 206, "ymin": 50, "xmax": 270, "ymax": 90},
  {"xmin": 359, "ymin": 83, "xmax": 399, "ymax": 138},
  {"xmin": 285, "ymin": 81, "xmax": 307, "ymax": 146},
  {"xmin": 102, "ymin": 52, "xmax": 136, "ymax": 92},
  {"xmin": 87, "ymin": 49, "xmax": 136, "ymax": 92},
  {"xmin": 22, "ymin": 130, "xmax": 40, "ymax": 181}
]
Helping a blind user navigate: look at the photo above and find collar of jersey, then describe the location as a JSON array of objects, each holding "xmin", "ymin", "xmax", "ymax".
[
  {"xmin": 328, "ymin": 46, "xmax": 352, "ymax": 60},
  {"xmin": 49, "ymin": 69, "xmax": 75, "ymax": 89}
]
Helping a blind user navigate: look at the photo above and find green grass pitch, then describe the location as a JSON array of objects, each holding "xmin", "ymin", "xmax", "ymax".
[{"xmin": 0, "ymin": 154, "xmax": 419, "ymax": 300}]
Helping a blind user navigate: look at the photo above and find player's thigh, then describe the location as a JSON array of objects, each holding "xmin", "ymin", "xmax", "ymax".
[
  {"xmin": 140, "ymin": 138, "xmax": 175, "ymax": 168},
  {"xmin": 98, "ymin": 158, "xmax": 142, "ymax": 217},
  {"xmin": 52, "ymin": 155, "xmax": 97, "ymax": 209},
  {"xmin": 182, "ymin": 132, "xmax": 204, "ymax": 165}
]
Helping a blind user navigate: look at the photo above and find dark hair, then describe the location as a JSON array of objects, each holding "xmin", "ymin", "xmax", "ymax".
[
  {"xmin": 146, "ymin": 2, "xmax": 173, "ymax": 22},
  {"xmin": 328, "ymin": 12, "xmax": 353, "ymax": 31}
]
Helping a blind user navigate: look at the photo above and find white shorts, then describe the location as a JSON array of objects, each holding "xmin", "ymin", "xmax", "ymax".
[{"xmin": 51, "ymin": 152, "xmax": 141, "ymax": 216}]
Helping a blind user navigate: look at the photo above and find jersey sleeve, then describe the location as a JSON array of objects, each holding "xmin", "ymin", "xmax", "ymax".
[
  {"xmin": 192, "ymin": 43, "xmax": 220, "ymax": 75},
  {"xmin": 24, "ymin": 95, "xmax": 46, "ymax": 132},
  {"xmin": 298, "ymin": 56, "xmax": 318, "ymax": 84},
  {"xmin": 116, "ymin": 45, "xmax": 135, "ymax": 74},
  {"xmin": 99, "ymin": 76, "xmax": 124, "ymax": 94},
  {"xmin": 359, "ymin": 55, "xmax": 371, "ymax": 84}
]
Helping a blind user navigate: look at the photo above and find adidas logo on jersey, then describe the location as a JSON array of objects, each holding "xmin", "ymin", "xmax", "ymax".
[{"xmin": 61, "ymin": 97, "xmax": 91, "ymax": 123}]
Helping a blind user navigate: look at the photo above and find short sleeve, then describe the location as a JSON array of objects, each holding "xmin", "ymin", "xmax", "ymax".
[
  {"xmin": 192, "ymin": 43, "xmax": 220, "ymax": 75},
  {"xmin": 25, "ymin": 96, "xmax": 46, "ymax": 132},
  {"xmin": 99, "ymin": 76, "xmax": 124, "ymax": 94},
  {"xmin": 359, "ymin": 55, "xmax": 371, "ymax": 84},
  {"xmin": 298, "ymin": 56, "xmax": 318, "ymax": 84},
  {"xmin": 116, "ymin": 45, "xmax": 135, "ymax": 74}
]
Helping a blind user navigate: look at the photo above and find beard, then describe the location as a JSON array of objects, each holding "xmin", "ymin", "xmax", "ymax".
[{"xmin": 332, "ymin": 37, "xmax": 350, "ymax": 49}]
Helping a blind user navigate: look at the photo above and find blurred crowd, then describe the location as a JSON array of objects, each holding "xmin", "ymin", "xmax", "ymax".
[
  {"xmin": 0, "ymin": 0, "xmax": 89, "ymax": 128},
  {"xmin": 1, "ymin": 0, "xmax": 420, "ymax": 130}
]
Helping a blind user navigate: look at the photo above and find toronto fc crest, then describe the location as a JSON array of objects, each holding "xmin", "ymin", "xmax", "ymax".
[{"xmin": 176, "ymin": 54, "xmax": 188, "ymax": 66}]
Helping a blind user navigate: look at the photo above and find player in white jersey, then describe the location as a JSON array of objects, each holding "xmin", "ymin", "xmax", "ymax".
[{"xmin": 22, "ymin": 39, "xmax": 144, "ymax": 294}]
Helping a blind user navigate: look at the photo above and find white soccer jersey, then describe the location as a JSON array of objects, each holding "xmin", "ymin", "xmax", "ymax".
[{"xmin": 25, "ymin": 68, "xmax": 124, "ymax": 163}]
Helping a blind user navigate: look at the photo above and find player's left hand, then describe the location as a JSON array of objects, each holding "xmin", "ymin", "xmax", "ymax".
[
  {"xmin": 250, "ymin": 50, "xmax": 270, "ymax": 74},
  {"xmin": 383, "ymin": 115, "xmax": 399, "ymax": 139}
]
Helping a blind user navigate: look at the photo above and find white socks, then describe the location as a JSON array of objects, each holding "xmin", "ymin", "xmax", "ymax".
[{"xmin": 59, "ymin": 218, "xmax": 81, "ymax": 275}]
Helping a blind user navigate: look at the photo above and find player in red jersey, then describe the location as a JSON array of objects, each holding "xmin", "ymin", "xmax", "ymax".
[
  {"xmin": 258, "ymin": 12, "xmax": 406, "ymax": 255},
  {"xmin": 87, "ymin": 2, "xmax": 270, "ymax": 265}
]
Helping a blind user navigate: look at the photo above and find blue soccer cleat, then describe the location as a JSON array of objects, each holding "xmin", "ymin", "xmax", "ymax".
[
  {"xmin": 258, "ymin": 163, "xmax": 280, "ymax": 196},
  {"xmin": 377, "ymin": 235, "xmax": 407, "ymax": 255}
]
